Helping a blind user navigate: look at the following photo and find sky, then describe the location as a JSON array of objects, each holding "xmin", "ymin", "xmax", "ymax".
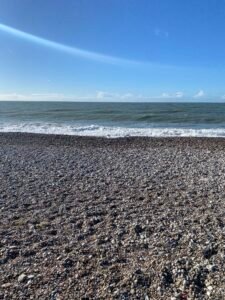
[{"xmin": 0, "ymin": 0, "xmax": 225, "ymax": 102}]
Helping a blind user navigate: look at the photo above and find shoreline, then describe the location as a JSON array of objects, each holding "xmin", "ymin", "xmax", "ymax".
[
  {"xmin": 1, "ymin": 132, "xmax": 225, "ymax": 299},
  {"xmin": 2, "ymin": 131, "xmax": 225, "ymax": 144}
]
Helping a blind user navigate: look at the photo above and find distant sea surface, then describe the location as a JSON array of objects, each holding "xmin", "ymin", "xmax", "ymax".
[{"xmin": 1, "ymin": 101, "xmax": 225, "ymax": 137}]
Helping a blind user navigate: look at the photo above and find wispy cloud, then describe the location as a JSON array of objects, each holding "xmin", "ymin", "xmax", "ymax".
[
  {"xmin": 175, "ymin": 91, "xmax": 184, "ymax": 98},
  {"xmin": 0, "ymin": 93, "xmax": 66, "ymax": 101},
  {"xmin": 194, "ymin": 90, "xmax": 205, "ymax": 98},
  {"xmin": 4, "ymin": 90, "xmax": 222, "ymax": 102},
  {"xmin": 95, "ymin": 91, "xmax": 185, "ymax": 101},
  {"xmin": 0, "ymin": 23, "xmax": 161, "ymax": 67},
  {"xmin": 96, "ymin": 91, "xmax": 135, "ymax": 100},
  {"xmin": 0, "ymin": 92, "xmax": 117, "ymax": 101},
  {"xmin": 0, "ymin": 91, "xmax": 130, "ymax": 102},
  {"xmin": 96, "ymin": 91, "xmax": 115, "ymax": 99},
  {"xmin": 160, "ymin": 91, "xmax": 184, "ymax": 99},
  {"xmin": 0, "ymin": 23, "xmax": 143, "ymax": 66},
  {"xmin": 0, "ymin": 91, "xmax": 185, "ymax": 102},
  {"xmin": 0, "ymin": 22, "xmax": 182, "ymax": 69},
  {"xmin": 154, "ymin": 28, "xmax": 169, "ymax": 39}
]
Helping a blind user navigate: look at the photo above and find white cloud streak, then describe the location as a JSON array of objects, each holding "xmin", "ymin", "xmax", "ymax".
[
  {"xmin": 154, "ymin": 28, "xmax": 169, "ymax": 38},
  {"xmin": 0, "ymin": 93, "xmax": 66, "ymax": 101},
  {"xmin": 160, "ymin": 91, "xmax": 184, "ymax": 99},
  {"xmin": 0, "ymin": 23, "xmax": 182, "ymax": 69},
  {"xmin": 4, "ymin": 90, "xmax": 222, "ymax": 102},
  {"xmin": 0, "ymin": 23, "xmax": 143, "ymax": 66},
  {"xmin": 0, "ymin": 91, "xmax": 185, "ymax": 102},
  {"xmin": 96, "ymin": 91, "xmax": 135, "ymax": 100},
  {"xmin": 194, "ymin": 90, "xmax": 205, "ymax": 98}
]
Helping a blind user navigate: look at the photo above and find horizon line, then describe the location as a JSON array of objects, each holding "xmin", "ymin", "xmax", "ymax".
[{"xmin": 0, "ymin": 100, "xmax": 225, "ymax": 103}]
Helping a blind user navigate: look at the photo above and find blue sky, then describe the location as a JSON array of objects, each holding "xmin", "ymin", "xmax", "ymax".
[{"xmin": 0, "ymin": 0, "xmax": 225, "ymax": 101}]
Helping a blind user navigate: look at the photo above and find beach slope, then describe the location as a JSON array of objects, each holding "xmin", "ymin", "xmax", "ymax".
[{"xmin": 0, "ymin": 133, "xmax": 225, "ymax": 299}]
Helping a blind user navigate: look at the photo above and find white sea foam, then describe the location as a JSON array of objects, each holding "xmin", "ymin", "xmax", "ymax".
[{"xmin": 1, "ymin": 122, "xmax": 225, "ymax": 138}]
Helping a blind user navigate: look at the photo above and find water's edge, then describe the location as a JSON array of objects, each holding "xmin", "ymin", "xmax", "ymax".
[{"xmin": 1, "ymin": 122, "xmax": 225, "ymax": 138}]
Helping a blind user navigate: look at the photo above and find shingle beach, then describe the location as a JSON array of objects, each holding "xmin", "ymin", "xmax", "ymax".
[{"xmin": 1, "ymin": 133, "xmax": 225, "ymax": 299}]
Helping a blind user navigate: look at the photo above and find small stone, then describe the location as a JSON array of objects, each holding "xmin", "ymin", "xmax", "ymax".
[
  {"xmin": 203, "ymin": 246, "xmax": 217, "ymax": 259},
  {"xmin": 6, "ymin": 249, "xmax": 19, "ymax": 260},
  {"xmin": 62, "ymin": 258, "xmax": 74, "ymax": 268},
  {"xmin": 130, "ymin": 289, "xmax": 135, "ymax": 294},
  {"xmin": 2, "ymin": 283, "xmax": 11, "ymax": 288},
  {"xmin": 134, "ymin": 224, "xmax": 144, "ymax": 235},
  {"xmin": 23, "ymin": 250, "xmax": 36, "ymax": 257},
  {"xmin": 0, "ymin": 257, "xmax": 8, "ymax": 265},
  {"xmin": 48, "ymin": 229, "xmax": 58, "ymax": 236},
  {"xmin": 18, "ymin": 274, "xmax": 27, "ymax": 283},
  {"xmin": 207, "ymin": 264, "xmax": 218, "ymax": 272}
]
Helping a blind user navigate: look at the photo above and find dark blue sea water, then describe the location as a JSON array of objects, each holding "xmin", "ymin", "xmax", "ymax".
[{"xmin": 1, "ymin": 101, "xmax": 225, "ymax": 137}]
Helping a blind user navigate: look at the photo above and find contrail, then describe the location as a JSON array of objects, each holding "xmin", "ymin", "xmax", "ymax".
[{"xmin": 0, "ymin": 23, "xmax": 142, "ymax": 66}]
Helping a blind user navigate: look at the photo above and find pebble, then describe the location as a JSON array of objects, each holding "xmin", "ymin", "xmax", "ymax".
[
  {"xmin": 2, "ymin": 283, "xmax": 11, "ymax": 288},
  {"xmin": 18, "ymin": 274, "xmax": 27, "ymax": 283}
]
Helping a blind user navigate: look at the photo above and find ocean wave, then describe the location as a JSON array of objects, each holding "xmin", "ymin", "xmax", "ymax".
[{"xmin": 1, "ymin": 122, "xmax": 225, "ymax": 138}]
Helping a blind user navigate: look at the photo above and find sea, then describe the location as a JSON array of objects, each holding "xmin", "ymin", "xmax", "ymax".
[{"xmin": 1, "ymin": 101, "xmax": 225, "ymax": 138}]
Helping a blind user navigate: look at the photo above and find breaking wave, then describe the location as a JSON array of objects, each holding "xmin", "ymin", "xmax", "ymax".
[{"xmin": 1, "ymin": 122, "xmax": 225, "ymax": 138}]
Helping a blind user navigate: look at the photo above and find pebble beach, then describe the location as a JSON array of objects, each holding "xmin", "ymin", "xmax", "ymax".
[{"xmin": 1, "ymin": 133, "xmax": 225, "ymax": 299}]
